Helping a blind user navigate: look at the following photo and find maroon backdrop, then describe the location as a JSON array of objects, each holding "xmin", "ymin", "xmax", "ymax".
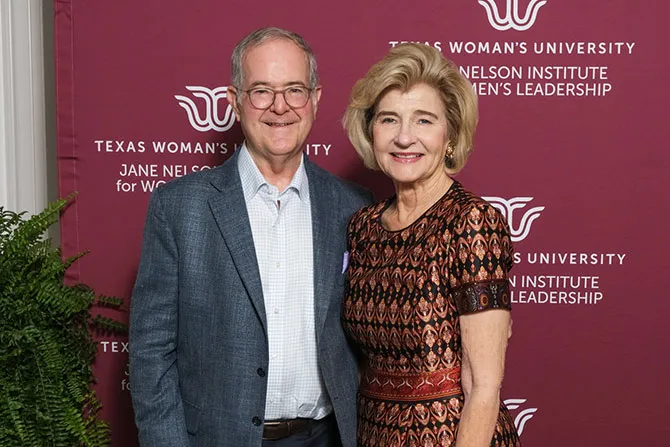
[{"xmin": 55, "ymin": 1, "xmax": 670, "ymax": 445}]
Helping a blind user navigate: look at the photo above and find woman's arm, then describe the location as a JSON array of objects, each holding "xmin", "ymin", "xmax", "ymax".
[{"xmin": 456, "ymin": 309, "xmax": 511, "ymax": 447}]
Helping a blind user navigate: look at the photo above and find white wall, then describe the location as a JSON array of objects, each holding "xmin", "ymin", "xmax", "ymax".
[{"xmin": 0, "ymin": 0, "xmax": 57, "ymax": 218}]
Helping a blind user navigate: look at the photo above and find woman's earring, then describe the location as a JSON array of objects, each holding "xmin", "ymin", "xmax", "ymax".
[
  {"xmin": 445, "ymin": 144, "xmax": 455, "ymax": 161},
  {"xmin": 444, "ymin": 144, "xmax": 455, "ymax": 168}
]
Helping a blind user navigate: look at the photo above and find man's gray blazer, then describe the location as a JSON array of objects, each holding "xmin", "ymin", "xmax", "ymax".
[{"xmin": 129, "ymin": 150, "xmax": 371, "ymax": 447}]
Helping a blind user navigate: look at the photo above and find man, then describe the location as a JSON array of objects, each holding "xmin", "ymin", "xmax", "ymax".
[{"xmin": 129, "ymin": 27, "xmax": 371, "ymax": 447}]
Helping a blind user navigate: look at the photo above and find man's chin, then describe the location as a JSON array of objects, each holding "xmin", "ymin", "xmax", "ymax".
[
  {"xmin": 268, "ymin": 140, "xmax": 305, "ymax": 156},
  {"xmin": 250, "ymin": 143, "xmax": 304, "ymax": 160}
]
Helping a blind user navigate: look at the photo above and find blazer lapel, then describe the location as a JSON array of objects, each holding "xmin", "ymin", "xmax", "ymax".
[
  {"xmin": 208, "ymin": 153, "xmax": 267, "ymax": 333},
  {"xmin": 307, "ymin": 160, "xmax": 342, "ymax": 339}
]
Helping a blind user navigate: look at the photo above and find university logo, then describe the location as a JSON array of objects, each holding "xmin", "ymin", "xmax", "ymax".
[
  {"xmin": 478, "ymin": 0, "xmax": 548, "ymax": 31},
  {"xmin": 175, "ymin": 86, "xmax": 236, "ymax": 132},
  {"xmin": 503, "ymin": 398, "xmax": 538, "ymax": 436},
  {"xmin": 483, "ymin": 196, "xmax": 544, "ymax": 242}
]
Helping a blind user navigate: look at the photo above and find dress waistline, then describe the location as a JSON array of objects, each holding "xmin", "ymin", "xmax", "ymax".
[{"xmin": 360, "ymin": 366, "xmax": 462, "ymax": 401}]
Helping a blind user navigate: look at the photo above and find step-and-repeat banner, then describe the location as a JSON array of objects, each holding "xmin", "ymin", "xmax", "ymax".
[{"xmin": 55, "ymin": 1, "xmax": 669, "ymax": 445}]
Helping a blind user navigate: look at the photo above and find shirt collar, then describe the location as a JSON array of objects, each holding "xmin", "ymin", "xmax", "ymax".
[{"xmin": 237, "ymin": 143, "xmax": 310, "ymax": 203}]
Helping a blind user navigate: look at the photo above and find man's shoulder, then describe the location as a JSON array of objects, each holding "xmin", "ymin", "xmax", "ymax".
[
  {"xmin": 153, "ymin": 158, "xmax": 236, "ymax": 198},
  {"xmin": 306, "ymin": 160, "xmax": 372, "ymax": 205}
]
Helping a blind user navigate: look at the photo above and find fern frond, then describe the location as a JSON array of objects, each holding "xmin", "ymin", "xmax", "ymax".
[
  {"xmin": 0, "ymin": 197, "xmax": 124, "ymax": 446},
  {"xmin": 91, "ymin": 315, "xmax": 129, "ymax": 333}
]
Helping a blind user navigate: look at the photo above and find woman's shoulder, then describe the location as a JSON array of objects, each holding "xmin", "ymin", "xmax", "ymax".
[
  {"xmin": 440, "ymin": 182, "xmax": 510, "ymax": 241},
  {"xmin": 446, "ymin": 182, "xmax": 511, "ymax": 246},
  {"xmin": 348, "ymin": 198, "xmax": 390, "ymax": 231},
  {"xmin": 448, "ymin": 181, "xmax": 501, "ymax": 220}
]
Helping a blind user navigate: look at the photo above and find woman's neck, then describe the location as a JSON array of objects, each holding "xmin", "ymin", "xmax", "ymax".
[{"xmin": 383, "ymin": 172, "xmax": 454, "ymax": 231}]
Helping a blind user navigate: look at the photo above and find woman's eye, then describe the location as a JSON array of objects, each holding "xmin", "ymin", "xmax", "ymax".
[
  {"xmin": 380, "ymin": 117, "xmax": 396, "ymax": 124},
  {"xmin": 418, "ymin": 118, "xmax": 432, "ymax": 124}
]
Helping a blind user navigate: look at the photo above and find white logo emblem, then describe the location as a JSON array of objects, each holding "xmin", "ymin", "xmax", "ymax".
[
  {"xmin": 483, "ymin": 196, "xmax": 544, "ymax": 242},
  {"xmin": 504, "ymin": 398, "xmax": 537, "ymax": 436},
  {"xmin": 175, "ymin": 86, "xmax": 236, "ymax": 132},
  {"xmin": 478, "ymin": 0, "xmax": 548, "ymax": 31}
]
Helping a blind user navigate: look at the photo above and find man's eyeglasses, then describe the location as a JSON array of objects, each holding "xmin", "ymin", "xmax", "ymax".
[{"xmin": 243, "ymin": 86, "xmax": 314, "ymax": 110}]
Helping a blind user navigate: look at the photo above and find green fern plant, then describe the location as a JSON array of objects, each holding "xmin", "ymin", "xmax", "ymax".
[{"xmin": 0, "ymin": 198, "xmax": 125, "ymax": 446}]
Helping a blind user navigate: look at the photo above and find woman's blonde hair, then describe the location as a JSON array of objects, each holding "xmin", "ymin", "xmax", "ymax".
[{"xmin": 343, "ymin": 43, "xmax": 478, "ymax": 174}]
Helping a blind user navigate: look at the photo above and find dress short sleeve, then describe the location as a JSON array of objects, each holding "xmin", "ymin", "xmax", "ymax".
[{"xmin": 448, "ymin": 203, "xmax": 514, "ymax": 315}]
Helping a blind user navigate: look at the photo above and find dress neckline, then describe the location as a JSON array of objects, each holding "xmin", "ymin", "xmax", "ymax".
[{"xmin": 376, "ymin": 180, "xmax": 459, "ymax": 234}]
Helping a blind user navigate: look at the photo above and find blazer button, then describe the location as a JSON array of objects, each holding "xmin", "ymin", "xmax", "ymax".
[
  {"xmin": 252, "ymin": 416, "xmax": 262, "ymax": 426},
  {"xmin": 257, "ymin": 367, "xmax": 266, "ymax": 377}
]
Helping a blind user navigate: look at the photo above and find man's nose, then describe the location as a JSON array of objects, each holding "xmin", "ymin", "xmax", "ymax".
[{"xmin": 269, "ymin": 91, "xmax": 290, "ymax": 114}]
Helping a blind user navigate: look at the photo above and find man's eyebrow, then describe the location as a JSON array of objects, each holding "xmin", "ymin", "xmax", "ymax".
[{"xmin": 246, "ymin": 81, "xmax": 309, "ymax": 89}]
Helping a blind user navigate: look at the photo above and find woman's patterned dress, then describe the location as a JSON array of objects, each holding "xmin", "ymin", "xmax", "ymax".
[{"xmin": 342, "ymin": 181, "xmax": 521, "ymax": 447}]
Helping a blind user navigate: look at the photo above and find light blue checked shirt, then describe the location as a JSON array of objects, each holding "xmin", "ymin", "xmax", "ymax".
[{"xmin": 237, "ymin": 145, "xmax": 331, "ymax": 420}]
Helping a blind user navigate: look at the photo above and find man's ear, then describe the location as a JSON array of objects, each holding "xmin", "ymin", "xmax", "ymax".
[
  {"xmin": 312, "ymin": 86, "xmax": 322, "ymax": 116},
  {"xmin": 226, "ymin": 86, "xmax": 241, "ymax": 121}
]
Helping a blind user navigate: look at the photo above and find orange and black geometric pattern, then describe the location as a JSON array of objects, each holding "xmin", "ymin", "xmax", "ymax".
[{"xmin": 342, "ymin": 181, "xmax": 520, "ymax": 446}]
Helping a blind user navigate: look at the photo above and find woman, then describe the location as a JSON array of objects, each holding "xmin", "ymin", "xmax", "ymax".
[{"xmin": 341, "ymin": 43, "xmax": 520, "ymax": 446}]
